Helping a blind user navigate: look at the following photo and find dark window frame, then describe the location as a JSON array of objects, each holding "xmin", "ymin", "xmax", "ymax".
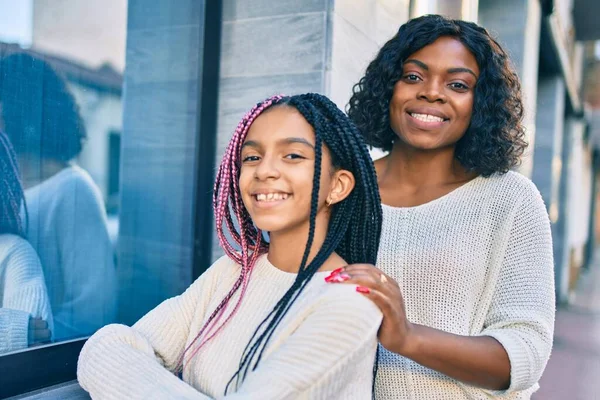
[{"xmin": 0, "ymin": 1, "xmax": 222, "ymax": 397}]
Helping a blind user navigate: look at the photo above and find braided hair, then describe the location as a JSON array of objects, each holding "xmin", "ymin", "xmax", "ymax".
[
  {"xmin": 0, "ymin": 130, "xmax": 26, "ymax": 237},
  {"xmin": 180, "ymin": 93, "xmax": 382, "ymax": 393}
]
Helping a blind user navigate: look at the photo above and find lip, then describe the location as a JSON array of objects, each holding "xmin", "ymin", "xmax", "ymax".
[
  {"xmin": 250, "ymin": 189, "xmax": 290, "ymax": 196},
  {"xmin": 406, "ymin": 107, "xmax": 450, "ymax": 120},
  {"xmin": 249, "ymin": 189, "xmax": 291, "ymax": 209},
  {"xmin": 405, "ymin": 108, "xmax": 449, "ymax": 130}
]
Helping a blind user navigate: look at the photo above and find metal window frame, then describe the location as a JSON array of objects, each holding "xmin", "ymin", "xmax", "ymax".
[{"xmin": 0, "ymin": 1, "xmax": 222, "ymax": 397}]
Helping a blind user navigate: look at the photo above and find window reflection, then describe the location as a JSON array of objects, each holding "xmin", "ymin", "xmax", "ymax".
[
  {"xmin": 0, "ymin": 51, "xmax": 117, "ymax": 349},
  {"xmin": 0, "ymin": 130, "xmax": 53, "ymax": 353}
]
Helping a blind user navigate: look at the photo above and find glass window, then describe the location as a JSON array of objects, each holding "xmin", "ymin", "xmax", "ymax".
[
  {"xmin": 0, "ymin": 0, "xmax": 126, "ymax": 352},
  {"xmin": 0, "ymin": 0, "xmax": 212, "ymax": 370}
]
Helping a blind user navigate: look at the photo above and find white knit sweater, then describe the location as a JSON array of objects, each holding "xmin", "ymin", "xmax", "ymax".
[
  {"xmin": 77, "ymin": 255, "xmax": 383, "ymax": 399},
  {"xmin": 0, "ymin": 234, "xmax": 53, "ymax": 353},
  {"xmin": 374, "ymin": 171, "xmax": 555, "ymax": 399}
]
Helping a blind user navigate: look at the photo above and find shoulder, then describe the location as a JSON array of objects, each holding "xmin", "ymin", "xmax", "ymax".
[
  {"xmin": 0, "ymin": 234, "xmax": 39, "ymax": 263},
  {"xmin": 0, "ymin": 234, "xmax": 43, "ymax": 284},
  {"xmin": 57, "ymin": 166, "xmax": 104, "ymax": 202},
  {"xmin": 308, "ymin": 281, "xmax": 383, "ymax": 324},
  {"xmin": 40, "ymin": 167, "xmax": 106, "ymax": 219},
  {"xmin": 477, "ymin": 171, "xmax": 546, "ymax": 211},
  {"xmin": 205, "ymin": 255, "xmax": 241, "ymax": 276},
  {"xmin": 187, "ymin": 255, "xmax": 241, "ymax": 292},
  {"xmin": 483, "ymin": 171, "xmax": 541, "ymax": 197}
]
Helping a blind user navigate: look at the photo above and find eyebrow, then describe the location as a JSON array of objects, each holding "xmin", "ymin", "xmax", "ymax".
[
  {"xmin": 404, "ymin": 59, "xmax": 478, "ymax": 79},
  {"xmin": 241, "ymin": 137, "xmax": 316, "ymax": 150}
]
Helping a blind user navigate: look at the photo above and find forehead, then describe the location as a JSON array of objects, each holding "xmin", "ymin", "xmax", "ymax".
[
  {"xmin": 245, "ymin": 106, "xmax": 315, "ymax": 144},
  {"xmin": 405, "ymin": 36, "xmax": 479, "ymax": 74}
]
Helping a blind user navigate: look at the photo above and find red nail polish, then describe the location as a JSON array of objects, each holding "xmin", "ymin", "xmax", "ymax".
[
  {"xmin": 331, "ymin": 267, "xmax": 345, "ymax": 275},
  {"xmin": 325, "ymin": 273, "xmax": 350, "ymax": 283},
  {"xmin": 356, "ymin": 286, "xmax": 370, "ymax": 294}
]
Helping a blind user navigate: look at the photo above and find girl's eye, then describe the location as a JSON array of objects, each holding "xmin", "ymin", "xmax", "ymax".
[
  {"xmin": 285, "ymin": 153, "xmax": 305, "ymax": 160},
  {"xmin": 403, "ymin": 74, "xmax": 421, "ymax": 82},
  {"xmin": 449, "ymin": 82, "xmax": 469, "ymax": 91},
  {"xmin": 242, "ymin": 155, "xmax": 260, "ymax": 163}
]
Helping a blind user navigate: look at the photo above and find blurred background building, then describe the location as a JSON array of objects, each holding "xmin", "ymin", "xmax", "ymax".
[{"xmin": 1, "ymin": 0, "xmax": 599, "ymax": 398}]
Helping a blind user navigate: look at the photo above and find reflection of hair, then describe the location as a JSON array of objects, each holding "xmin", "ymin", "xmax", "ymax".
[
  {"xmin": 348, "ymin": 14, "xmax": 527, "ymax": 177},
  {"xmin": 179, "ymin": 94, "xmax": 382, "ymax": 390},
  {"xmin": 0, "ymin": 130, "xmax": 26, "ymax": 237},
  {"xmin": 0, "ymin": 52, "xmax": 86, "ymax": 162}
]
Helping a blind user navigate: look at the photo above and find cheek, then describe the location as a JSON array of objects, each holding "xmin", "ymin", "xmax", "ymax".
[
  {"xmin": 238, "ymin": 170, "xmax": 253, "ymax": 201},
  {"xmin": 458, "ymin": 96, "xmax": 475, "ymax": 122}
]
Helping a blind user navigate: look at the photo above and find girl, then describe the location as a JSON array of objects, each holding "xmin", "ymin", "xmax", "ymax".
[
  {"xmin": 77, "ymin": 93, "xmax": 384, "ymax": 399},
  {"xmin": 329, "ymin": 15, "xmax": 555, "ymax": 399},
  {"xmin": 0, "ymin": 130, "xmax": 53, "ymax": 353}
]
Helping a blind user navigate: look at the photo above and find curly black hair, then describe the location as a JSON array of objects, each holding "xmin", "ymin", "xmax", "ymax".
[
  {"xmin": 0, "ymin": 52, "xmax": 86, "ymax": 162},
  {"xmin": 347, "ymin": 14, "xmax": 527, "ymax": 177}
]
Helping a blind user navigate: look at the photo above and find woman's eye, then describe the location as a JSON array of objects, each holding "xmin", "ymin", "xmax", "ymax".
[
  {"xmin": 242, "ymin": 155, "xmax": 260, "ymax": 162},
  {"xmin": 449, "ymin": 82, "xmax": 469, "ymax": 91},
  {"xmin": 403, "ymin": 74, "xmax": 421, "ymax": 82}
]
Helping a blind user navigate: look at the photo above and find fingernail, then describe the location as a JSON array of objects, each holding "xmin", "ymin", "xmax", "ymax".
[
  {"xmin": 331, "ymin": 267, "xmax": 345, "ymax": 275},
  {"xmin": 325, "ymin": 272, "xmax": 350, "ymax": 283},
  {"xmin": 356, "ymin": 286, "xmax": 370, "ymax": 294}
]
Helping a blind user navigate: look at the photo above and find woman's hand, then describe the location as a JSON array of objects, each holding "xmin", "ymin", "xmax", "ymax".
[{"xmin": 325, "ymin": 264, "xmax": 415, "ymax": 356}]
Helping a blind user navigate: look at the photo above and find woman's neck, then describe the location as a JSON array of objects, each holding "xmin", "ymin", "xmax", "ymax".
[
  {"xmin": 376, "ymin": 142, "xmax": 477, "ymax": 207},
  {"xmin": 266, "ymin": 211, "xmax": 344, "ymax": 274},
  {"xmin": 18, "ymin": 156, "xmax": 70, "ymax": 189}
]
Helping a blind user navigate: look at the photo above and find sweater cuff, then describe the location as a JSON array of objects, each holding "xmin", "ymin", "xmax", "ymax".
[
  {"xmin": 481, "ymin": 329, "xmax": 536, "ymax": 394},
  {"xmin": 0, "ymin": 309, "xmax": 30, "ymax": 353}
]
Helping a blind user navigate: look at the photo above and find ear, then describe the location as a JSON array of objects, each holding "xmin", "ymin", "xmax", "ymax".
[{"xmin": 326, "ymin": 169, "xmax": 355, "ymax": 206}]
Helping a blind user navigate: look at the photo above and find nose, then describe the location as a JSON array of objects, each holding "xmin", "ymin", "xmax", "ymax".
[
  {"xmin": 254, "ymin": 155, "xmax": 281, "ymax": 181},
  {"xmin": 417, "ymin": 78, "xmax": 447, "ymax": 103}
]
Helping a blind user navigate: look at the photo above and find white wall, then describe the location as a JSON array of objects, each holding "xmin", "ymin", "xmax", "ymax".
[{"xmin": 70, "ymin": 84, "xmax": 123, "ymax": 201}]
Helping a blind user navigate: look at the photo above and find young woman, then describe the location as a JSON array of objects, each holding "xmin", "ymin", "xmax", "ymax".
[
  {"xmin": 0, "ymin": 52, "xmax": 116, "ymax": 341},
  {"xmin": 0, "ymin": 130, "xmax": 53, "ymax": 354},
  {"xmin": 328, "ymin": 15, "xmax": 555, "ymax": 399},
  {"xmin": 77, "ymin": 93, "xmax": 384, "ymax": 399}
]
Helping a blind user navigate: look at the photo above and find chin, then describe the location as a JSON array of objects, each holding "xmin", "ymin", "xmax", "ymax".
[
  {"xmin": 251, "ymin": 218, "xmax": 286, "ymax": 234},
  {"xmin": 396, "ymin": 134, "xmax": 452, "ymax": 151}
]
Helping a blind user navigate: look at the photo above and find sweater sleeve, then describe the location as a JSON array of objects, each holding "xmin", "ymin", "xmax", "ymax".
[
  {"xmin": 479, "ymin": 182, "xmax": 555, "ymax": 394},
  {"xmin": 78, "ymin": 280, "xmax": 382, "ymax": 400},
  {"xmin": 221, "ymin": 285, "xmax": 382, "ymax": 400},
  {"xmin": 77, "ymin": 257, "xmax": 229, "ymax": 399},
  {"xmin": 1, "ymin": 239, "xmax": 54, "ymax": 351},
  {"xmin": 0, "ymin": 308, "xmax": 30, "ymax": 353}
]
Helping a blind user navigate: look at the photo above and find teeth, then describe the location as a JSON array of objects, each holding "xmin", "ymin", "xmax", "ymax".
[
  {"xmin": 411, "ymin": 113, "xmax": 444, "ymax": 123},
  {"xmin": 255, "ymin": 193, "xmax": 289, "ymax": 202}
]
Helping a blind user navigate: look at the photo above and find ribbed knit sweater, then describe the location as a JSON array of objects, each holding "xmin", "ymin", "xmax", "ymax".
[
  {"xmin": 0, "ymin": 234, "xmax": 53, "ymax": 353},
  {"xmin": 77, "ymin": 255, "xmax": 383, "ymax": 399},
  {"xmin": 374, "ymin": 171, "xmax": 555, "ymax": 399}
]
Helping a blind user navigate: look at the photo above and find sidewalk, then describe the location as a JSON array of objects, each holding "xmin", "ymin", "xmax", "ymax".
[{"xmin": 534, "ymin": 252, "xmax": 600, "ymax": 399}]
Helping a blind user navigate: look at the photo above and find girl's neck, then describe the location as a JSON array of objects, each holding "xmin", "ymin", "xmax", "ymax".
[{"xmin": 266, "ymin": 211, "xmax": 345, "ymax": 274}]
